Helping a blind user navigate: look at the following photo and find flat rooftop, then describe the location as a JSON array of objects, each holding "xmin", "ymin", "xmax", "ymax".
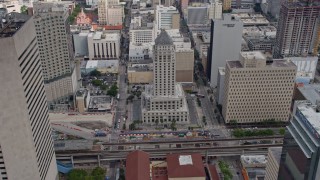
[
  {"xmin": 0, "ymin": 13, "xmax": 30, "ymax": 38},
  {"xmin": 89, "ymin": 31, "xmax": 120, "ymax": 41},
  {"xmin": 284, "ymin": 1, "xmax": 320, "ymax": 8},
  {"xmin": 227, "ymin": 59, "xmax": 296, "ymax": 69},
  {"xmin": 296, "ymin": 101, "xmax": 320, "ymax": 136},
  {"xmin": 297, "ymin": 84, "xmax": 320, "ymax": 104},
  {"xmin": 89, "ymin": 96, "xmax": 112, "ymax": 110},
  {"xmin": 241, "ymin": 51, "xmax": 266, "ymax": 60}
]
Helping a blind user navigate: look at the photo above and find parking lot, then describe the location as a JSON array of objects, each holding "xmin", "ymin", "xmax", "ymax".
[{"xmin": 82, "ymin": 73, "xmax": 118, "ymax": 88}]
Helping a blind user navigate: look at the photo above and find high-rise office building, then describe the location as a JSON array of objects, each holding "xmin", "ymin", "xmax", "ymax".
[
  {"xmin": 222, "ymin": 0, "xmax": 231, "ymax": 11},
  {"xmin": 222, "ymin": 51, "xmax": 297, "ymax": 124},
  {"xmin": 274, "ymin": 0, "xmax": 320, "ymax": 58},
  {"xmin": 207, "ymin": 14, "xmax": 243, "ymax": 87},
  {"xmin": 278, "ymin": 100, "xmax": 320, "ymax": 180},
  {"xmin": 141, "ymin": 30, "xmax": 189, "ymax": 124},
  {"xmin": 0, "ymin": 13, "xmax": 57, "ymax": 180},
  {"xmin": 33, "ymin": 2, "xmax": 78, "ymax": 104},
  {"xmin": 155, "ymin": 5, "xmax": 180, "ymax": 30},
  {"xmin": 208, "ymin": 0, "xmax": 223, "ymax": 20},
  {"xmin": 98, "ymin": 0, "xmax": 123, "ymax": 25},
  {"xmin": 187, "ymin": 6, "xmax": 208, "ymax": 25}
]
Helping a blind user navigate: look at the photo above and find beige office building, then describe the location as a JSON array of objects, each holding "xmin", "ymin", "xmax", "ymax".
[
  {"xmin": 265, "ymin": 147, "xmax": 282, "ymax": 180},
  {"xmin": 222, "ymin": 51, "xmax": 296, "ymax": 124},
  {"xmin": 98, "ymin": 0, "xmax": 123, "ymax": 25},
  {"xmin": 176, "ymin": 48, "xmax": 194, "ymax": 83},
  {"xmin": 33, "ymin": 2, "xmax": 77, "ymax": 103},
  {"xmin": 222, "ymin": 0, "xmax": 231, "ymax": 11}
]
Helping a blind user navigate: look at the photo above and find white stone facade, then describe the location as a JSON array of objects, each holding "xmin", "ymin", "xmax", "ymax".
[
  {"xmin": 87, "ymin": 31, "xmax": 120, "ymax": 59},
  {"xmin": 141, "ymin": 30, "xmax": 189, "ymax": 124}
]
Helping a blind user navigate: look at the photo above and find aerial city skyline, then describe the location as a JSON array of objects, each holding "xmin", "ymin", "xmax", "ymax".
[{"xmin": 0, "ymin": 0, "xmax": 320, "ymax": 179}]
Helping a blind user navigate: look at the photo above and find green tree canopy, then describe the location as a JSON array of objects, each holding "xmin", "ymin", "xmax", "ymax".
[
  {"xmin": 92, "ymin": 79, "xmax": 103, "ymax": 86},
  {"xmin": 67, "ymin": 169, "xmax": 88, "ymax": 180},
  {"xmin": 20, "ymin": 5, "xmax": 28, "ymax": 14},
  {"xmin": 90, "ymin": 69, "xmax": 102, "ymax": 77},
  {"xmin": 107, "ymin": 84, "xmax": 118, "ymax": 97},
  {"xmin": 91, "ymin": 167, "xmax": 106, "ymax": 179}
]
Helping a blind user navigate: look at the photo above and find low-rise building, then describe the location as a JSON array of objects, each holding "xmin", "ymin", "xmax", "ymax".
[
  {"xmin": 167, "ymin": 153, "xmax": 206, "ymax": 180},
  {"xmin": 88, "ymin": 96, "xmax": 112, "ymax": 112},
  {"xmin": 84, "ymin": 60, "xmax": 119, "ymax": 74},
  {"xmin": 195, "ymin": 32, "xmax": 210, "ymax": 58},
  {"xmin": 233, "ymin": 13, "xmax": 270, "ymax": 26},
  {"xmin": 246, "ymin": 37, "xmax": 274, "ymax": 52},
  {"xmin": 241, "ymin": 155, "xmax": 267, "ymax": 179},
  {"xmin": 76, "ymin": 89, "xmax": 91, "ymax": 113},
  {"xmin": 222, "ymin": 51, "xmax": 297, "ymax": 124},
  {"xmin": 76, "ymin": 8, "xmax": 92, "ymax": 27},
  {"xmin": 87, "ymin": 31, "xmax": 120, "ymax": 59},
  {"xmin": 129, "ymin": 42, "xmax": 153, "ymax": 61},
  {"xmin": 293, "ymin": 83, "xmax": 320, "ymax": 104},
  {"xmin": 126, "ymin": 151, "xmax": 150, "ymax": 180},
  {"xmin": 176, "ymin": 48, "xmax": 194, "ymax": 83},
  {"xmin": 127, "ymin": 60, "xmax": 153, "ymax": 84},
  {"xmin": 130, "ymin": 28, "xmax": 154, "ymax": 44},
  {"xmin": 284, "ymin": 56, "xmax": 318, "ymax": 84}
]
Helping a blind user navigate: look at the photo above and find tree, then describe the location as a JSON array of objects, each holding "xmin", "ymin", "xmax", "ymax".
[
  {"xmin": 67, "ymin": 169, "xmax": 88, "ymax": 180},
  {"xmin": 170, "ymin": 120, "xmax": 177, "ymax": 131},
  {"xmin": 279, "ymin": 128, "xmax": 285, "ymax": 135},
  {"xmin": 160, "ymin": 119, "xmax": 164, "ymax": 125},
  {"xmin": 90, "ymin": 69, "xmax": 102, "ymax": 77},
  {"xmin": 100, "ymin": 84, "xmax": 108, "ymax": 90},
  {"xmin": 119, "ymin": 168, "xmax": 125, "ymax": 180},
  {"xmin": 230, "ymin": 120, "xmax": 238, "ymax": 126},
  {"xmin": 107, "ymin": 84, "xmax": 118, "ymax": 97},
  {"xmin": 129, "ymin": 123, "xmax": 136, "ymax": 130},
  {"xmin": 122, "ymin": 123, "xmax": 126, "ymax": 130},
  {"xmin": 91, "ymin": 167, "xmax": 106, "ymax": 180},
  {"xmin": 92, "ymin": 79, "xmax": 103, "ymax": 86},
  {"xmin": 21, "ymin": 5, "xmax": 28, "ymax": 14}
]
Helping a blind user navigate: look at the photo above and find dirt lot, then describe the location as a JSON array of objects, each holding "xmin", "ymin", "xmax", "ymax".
[{"xmin": 73, "ymin": 121, "xmax": 110, "ymax": 130}]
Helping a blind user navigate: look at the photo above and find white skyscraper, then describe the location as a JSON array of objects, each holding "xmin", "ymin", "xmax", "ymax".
[
  {"xmin": 33, "ymin": 2, "xmax": 78, "ymax": 104},
  {"xmin": 141, "ymin": 30, "xmax": 189, "ymax": 124},
  {"xmin": 0, "ymin": 13, "xmax": 57, "ymax": 180},
  {"xmin": 207, "ymin": 14, "xmax": 243, "ymax": 87}
]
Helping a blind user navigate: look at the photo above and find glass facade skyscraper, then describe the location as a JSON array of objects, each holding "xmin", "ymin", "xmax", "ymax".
[{"xmin": 278, "ymin": 100, "xmax": 320, "ymax": 180}]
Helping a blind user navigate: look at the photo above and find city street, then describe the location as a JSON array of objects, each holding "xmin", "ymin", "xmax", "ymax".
[
  {"xmin": 110, "ymin": 0, "xmax": 132, "ymax": 143},
  {"xmin": 186, "ymin": 94, "xmax": 199, "ymax": 125}
]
